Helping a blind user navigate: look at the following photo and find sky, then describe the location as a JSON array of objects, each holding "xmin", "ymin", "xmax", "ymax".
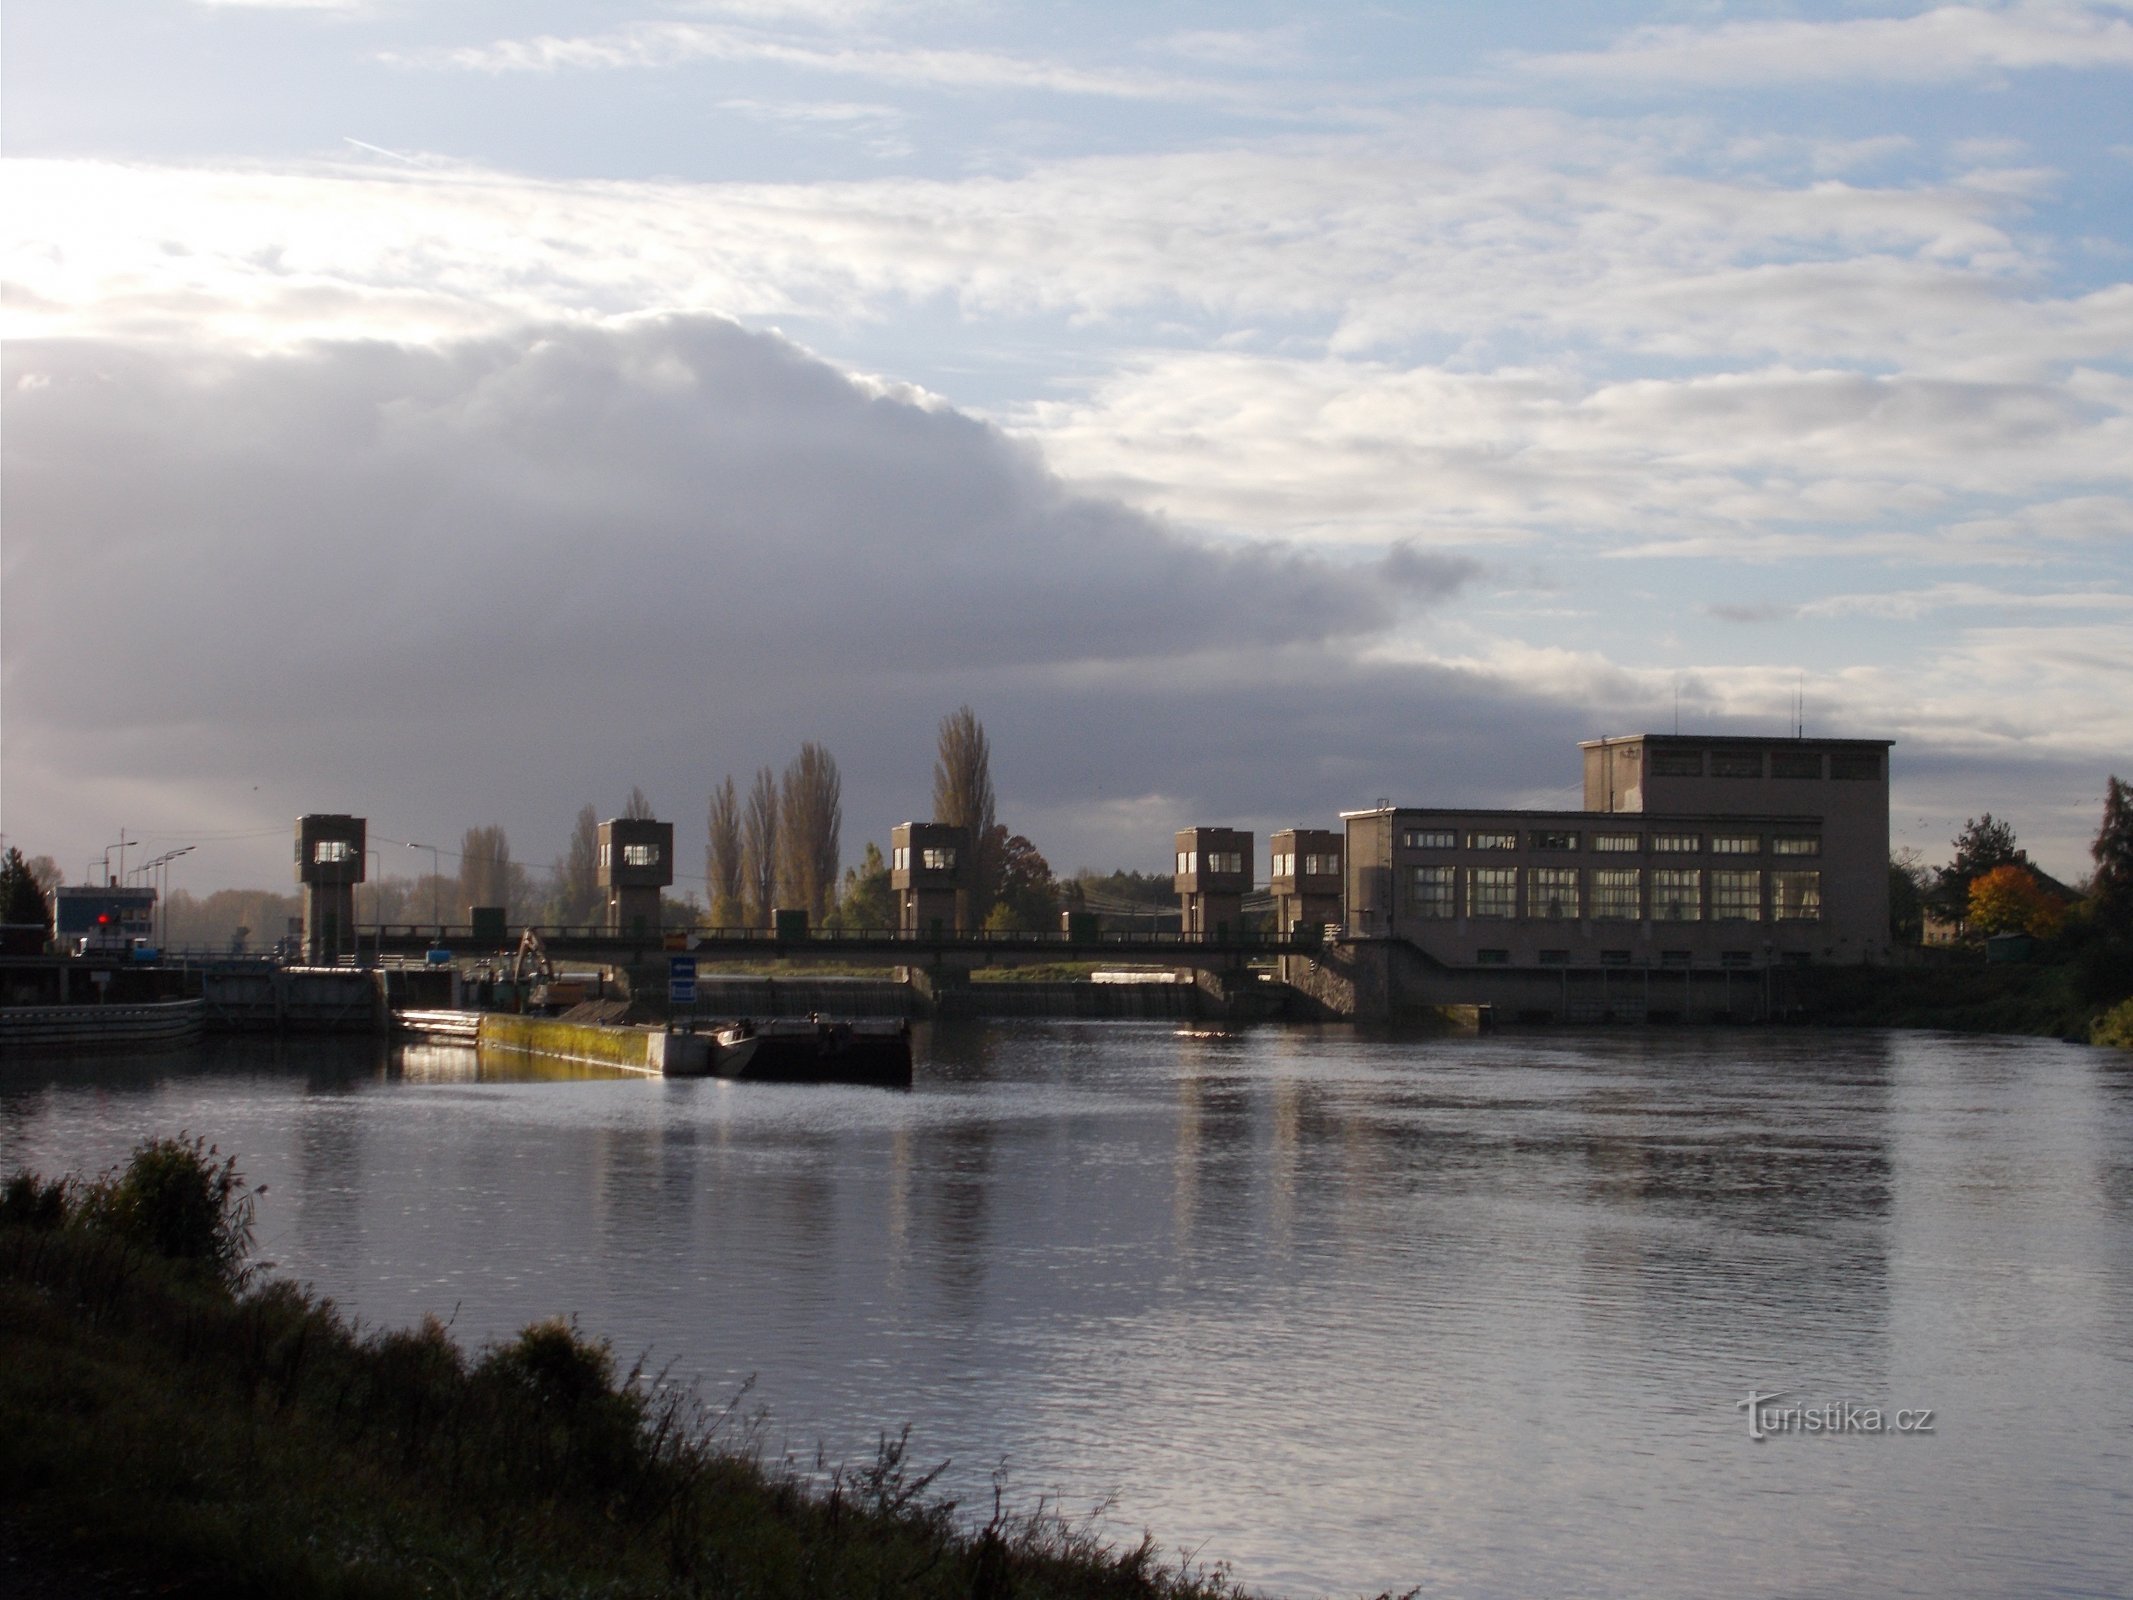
[{"xmin": 3, "ymin": 0, "xmax": 2130, "ymax": 896}]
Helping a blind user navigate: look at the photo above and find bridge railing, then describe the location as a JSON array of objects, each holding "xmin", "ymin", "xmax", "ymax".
[{"xmin": 354, "ymin": 922, "xmax": 1312, "ymax": 950}]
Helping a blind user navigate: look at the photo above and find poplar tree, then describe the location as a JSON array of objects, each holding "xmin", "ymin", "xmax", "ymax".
[
  {"xmin": 932, "ymin": 705, "xmax": 1000, "ymax": 925},
  {"xmin": 706, "ymin": 777, "xmax": 744, "ymax": 926},
  {"xmin": 741, "ymin": 767, "xmax": 780, "ymax": 927},
  {"xmin": 778, "ymin": 743, "xmax": 842, "ymax": 922}
]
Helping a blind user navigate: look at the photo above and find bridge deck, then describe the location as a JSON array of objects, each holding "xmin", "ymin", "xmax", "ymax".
[{"xmin": 356, "ymin": 924, "xmax": 1312, "ymax": 964}]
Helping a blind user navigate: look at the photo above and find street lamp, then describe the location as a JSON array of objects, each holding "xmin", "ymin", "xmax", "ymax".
[
  {"xmin": 407, "ymin": 841, "xmax": 441, "ymax": 930},
  {"xmin": 365, "ymin": 848, "xmax": 383, "ymax": 967},
  {"xmin": 152, "ymin": 847, "xmax": 193, "ymax": 948}
]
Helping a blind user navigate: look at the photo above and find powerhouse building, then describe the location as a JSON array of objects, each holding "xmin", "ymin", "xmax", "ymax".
[{"xmin": 1342, "ymin": 734, "xmax": 1892, "ymax": 970}]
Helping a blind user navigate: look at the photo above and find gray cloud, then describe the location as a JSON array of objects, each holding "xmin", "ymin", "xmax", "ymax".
[
  {"xmin": 1, "ymin": 316, "xmax": 1510, "ymax": 881},
  {"xmin": 4, "ymin": 314, "xmax": 2108, "ymax": 884}
]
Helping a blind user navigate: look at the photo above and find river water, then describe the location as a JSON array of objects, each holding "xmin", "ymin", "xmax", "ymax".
[{"xmin": 3, "ymin": 1023, "xmax": 2129, "ymax": 1597}]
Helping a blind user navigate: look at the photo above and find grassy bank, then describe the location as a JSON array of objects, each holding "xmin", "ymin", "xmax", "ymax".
[
  {"xmin": 2, "ymin": 1138, "xmax": 1269, "ymax": 1600},
  {"xmin": 1790, "ymin": 954, "xmax": 2127, "ymax": 1045}
]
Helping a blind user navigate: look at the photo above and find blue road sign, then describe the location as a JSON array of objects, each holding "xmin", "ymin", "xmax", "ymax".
[{"xmin": 669, "ymin": 953, "xmax": 697, "ymax": 1005}]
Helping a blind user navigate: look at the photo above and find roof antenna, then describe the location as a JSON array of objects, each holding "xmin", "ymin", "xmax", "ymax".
[
  {"xmin": 1794, "ymin": 674, "xmax": 1804, "ymax": 739},
  {"xmin": 1673, "ymin": 676, "xmax": 1681, "ymax": 735}
]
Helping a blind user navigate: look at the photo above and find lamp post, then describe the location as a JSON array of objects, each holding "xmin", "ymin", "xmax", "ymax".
[
  {"xmin": 408, "ymin": 841, "xmax": 441, "ymax": 931},
  {"xmin": 365, "ymin": 848, "xmax": 383, "ymax": 967},
  {"xmin": 155, "ymin": 847, "xmax": 193, "ymax": 949}
]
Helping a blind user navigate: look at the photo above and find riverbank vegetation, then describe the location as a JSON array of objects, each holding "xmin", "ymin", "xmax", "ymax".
[{"xmin": 2, "ymin": 1137, "xmax": 1262, "ymax": 1600}]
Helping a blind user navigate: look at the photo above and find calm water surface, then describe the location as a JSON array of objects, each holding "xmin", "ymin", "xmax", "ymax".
[{"xmin": 4, "ymin": 1022, "xmax": 2129, "ymax": 1597}]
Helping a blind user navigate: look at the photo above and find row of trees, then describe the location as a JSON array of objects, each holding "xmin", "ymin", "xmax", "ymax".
[
  {"xmin": 5, "ymin": 704, "xmax": 1074, "ymax": 946},
  {"xmin": 704, "ymin": 743, "xmax": 844, "ymax": 925},
  {"xmin": 1895, "ymin": 777, "xmax": 2132, "ymax": 957}
]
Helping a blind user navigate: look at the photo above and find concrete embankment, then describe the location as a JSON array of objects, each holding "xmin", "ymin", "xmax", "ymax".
[
  {"xmin": 0, "ymin": 999, "xmax": 206, "ymax": 1054},
  {"xmin": 400, "ymin": 1011, "xmax": 708, "ymax": 1075}
]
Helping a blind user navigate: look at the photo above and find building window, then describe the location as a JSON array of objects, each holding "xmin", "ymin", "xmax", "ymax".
[
  {"xmin": 1773, "ymin": 836, "xmax": 1820, "ymax": 856},
  {"xmin": 1774, "ymin": 871, "xmax": 1822, "ymax": 921},
  {"xmin": 1539, "ymin": 949, "xmax": 1570, "ymax": 965},
  {"xmin": 1784, "ymin": 951, "xmax": 1814, "ymax": 967},
  {"xmin": 1712, "ymin": 871, "xmax": 1762, "ymax": 921},
  {"xmin": 598, "ymin": 843, "xmax": 611, "ymax": 868},
  {"xmin": 1272, "ymin": 851, "xmax": 1291, "ymax": 877},
  {"xmin": 1652, "ymin": 833, "xmax": 1700, "ymax": 853},
  {"xmin": 1710, "ymin": 750, "xmax": 1763, "ymax": 778},
  {"xmin": 1592, "ymin": 869, "xmax": 1641, "ymax": 920},
  {"xmin": 1660, "ymin": 950, "xmax": 1692, "ymax": 968},
  {"xmin": 1468, "ymin": 867, "xmax": 1517, "ymax": 918},
  {"xmin": 921, "ymin": 847, "xmax": 956, "ymax": 871},
  {"xmin": 1771, "ymin": 751, "xmax": 1822, "ymax": 780},
  {"xmin": 1303, "ymin": 852, "xmax": 1338, "ymax": 875},
  {"xmin": 1600, "ymin": 948, "xmax": 1633, "ymax": 966},
  {"xmin": 312, "ymin": 840, "xmax": 355, "ymax": 865},
  {"xmin": 1476, "ymin": 948, "xmax": 1510, "ymax": 965},
  {"xmin": 1403, "ymin": 829, "xmax": 1456, "ymax": 849},
  {"xmin": 1830, "ymin": 752, "xmax": 1881, "ymax": 780},
  {"xmin": 1721, "ymin": 950, "xmax": 1754, "ymax": 968},
  {"xmin": 1711, "ymin": 835, "xmax": 1760, "ymax": 855},
  {"xmin": 1652, "ymin": 869, "xmax": 1702, "ymax": 921},
  {"xmin": 1650, "ymin": 750, "xmax": 1702, "ymax": 777},
  {"xmin": 1177, "ymin": 851, "xmax": 1196, "ymax": 874},
  {"xmin": 1410, "ymin": 866, "xmax": 1455, "ymax": 918},
  {"xmin": 1593, "ymin": 833, "xmax": 1641, "ymax": 853},
  {"xmin": 1530, "ymin": 830, "xmax": 1580, "ymax": 851},
  {"xmin": 1203, "ymin": 851, "xmax": 1242, "ymax": 874},
  {"xmin": 1468, "ymin": 832, "xmax": 1518, "ymax": 851},
  {"xmin": 1527, "ymin": 867, "xmax": 1580, "ymax": 920},
  {"xmin": 623, "ymin": 842, "xmax": 660, "ymax": 868}
]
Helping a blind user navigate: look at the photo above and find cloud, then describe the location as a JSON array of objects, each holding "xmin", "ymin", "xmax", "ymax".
[
  {"xmin": 395, "ymin": 20, "xmax": 1229, "ymax": 104},
  {"xmin": 1512, "ymin": 1, "xmax": 2133, "ymax": 88},
  {"xmin": 0, "ymin": 317, "xmax": 1494, "ymax": 884}
]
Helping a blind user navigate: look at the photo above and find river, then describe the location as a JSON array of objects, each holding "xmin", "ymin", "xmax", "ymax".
[{"xmin": 4, "ymin": 1022, "xmax": 2128, "ymax": 1597}]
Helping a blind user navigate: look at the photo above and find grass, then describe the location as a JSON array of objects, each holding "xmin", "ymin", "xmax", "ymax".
[
  {"xmin": 1789, "ymin": 949, "xmax": 2126, "ymax": 1044},
  {"xmin": 1, "ymin": 1138, "xmax": 1284, "ymax": 1600}
]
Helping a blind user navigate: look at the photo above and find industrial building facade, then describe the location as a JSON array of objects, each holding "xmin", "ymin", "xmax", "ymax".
[{"xmin": 1341, "ymin": 735, "xmax": 1892, "ymax": 971}]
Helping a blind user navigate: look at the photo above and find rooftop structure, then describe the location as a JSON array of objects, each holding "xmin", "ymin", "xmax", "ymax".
[
  {"xmin": 1175, "ymin": 826, "xmax": 1252, "ymax": 942},
  {"xmin": 891, "ymin": 822, "xmax": 968, "ymax": 935},
  {"xmin": 597, "ymin": 817, "xmax": 673, "ymax": 936}
]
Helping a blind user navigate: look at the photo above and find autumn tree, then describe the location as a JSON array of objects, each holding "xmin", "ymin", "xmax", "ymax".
[
  {"xmin": 23, "ymin": 855, "xmax": 65, "ymax": 897},
  {"xmin": 552, "ymin": 805, "xmax": 601, "ymax": 926},
  {"xmin": 1932, "ymin": 814, "xmax": 2026, "ymax": 928},
  {"xmin": 741, "ymin": 766, "xmax": 780, "ymax": 927},
  {"xmin": 1967, "ymin": 865, "xmax": 2064, "ymax": 939},
  {"xmin": 706, "ymin": 777, "xmax": 744, "ymax": 926},
  {"xmin": 0, "ymin": 847, "xmax": 49, "ymax": 930},
  {"xmin": 778, "ymin": 742, "xmax": 842, "ymax": 922},
  {"xmin": 458, "ymin": 826, "xmax": 515, "ymax": 915},
  {"xmin": 983, "ymin": 831, "xmax": 1057, "ymax": 932},
  {"xmin": 932, "ymin": 705, "xmax": 1000, "ymax": 925}
]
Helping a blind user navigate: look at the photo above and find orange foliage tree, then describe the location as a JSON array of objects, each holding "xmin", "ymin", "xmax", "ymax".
[{"xmin": 1966, "ymin": 865, "xmax": 2064, "ymax": 939}]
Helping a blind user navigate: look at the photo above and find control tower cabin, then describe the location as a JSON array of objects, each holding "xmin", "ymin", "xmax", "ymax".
[
  {"xmin": 892, "ymin": 822, "xmax": 968, "ymax": 935},
  {"xmin": 1175, "ymin": 827, "xmax": 1252, "ymax": 941},
  {"xmin": 1271, "ymin": 828, "xmax": 1343, "ymax": 936},
  {"xmin": 597, "ymin": 817, "xmax": 673, "ymax": 937},
  {"xmin": 295, "ymin": 814, "xmax": 366, "ymax": 962}
]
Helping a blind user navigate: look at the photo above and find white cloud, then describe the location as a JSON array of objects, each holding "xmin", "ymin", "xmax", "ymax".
[
  {"xmin": 1513, "ymin": 1, "xmax": 2133, "ymax": 88},
  {"xmin": 394, "ymin": 20, "xmax": 1230, "ymax": 104}
]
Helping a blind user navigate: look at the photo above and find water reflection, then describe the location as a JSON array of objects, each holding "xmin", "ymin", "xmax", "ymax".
[{"xmin": 1, "ymin": 1023, "xmax": 2126, "ymax": 1598}]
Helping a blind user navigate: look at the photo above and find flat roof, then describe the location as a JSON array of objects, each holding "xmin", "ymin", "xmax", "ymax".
[
  {"xmin": 1576, "ymin": 733, "xmax": 1894, "ymax": 749},
  {"xmin": 1339, "ymin": 807, "xmax": 1826, "ymax": 824}
]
